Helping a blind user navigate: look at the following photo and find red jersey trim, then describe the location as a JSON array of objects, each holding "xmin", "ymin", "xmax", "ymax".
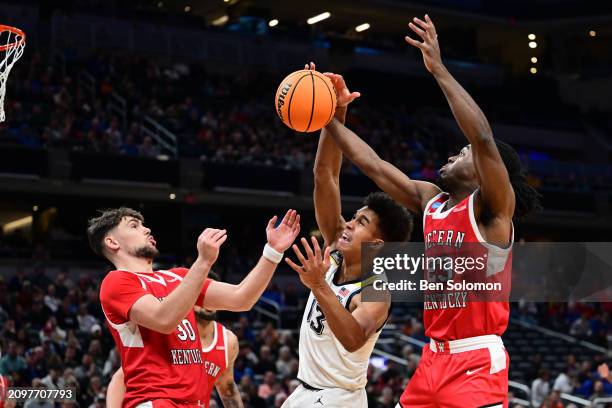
[
  {"xmin": 201, "ymin": 322, "xmax": 218, "ymax": 353},
  {"xmin": 222, "ymin": 324, "xmax": 228, "ymax": 368}
]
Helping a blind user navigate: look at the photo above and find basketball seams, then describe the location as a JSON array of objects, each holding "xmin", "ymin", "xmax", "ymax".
[
  {"xmin": 319, "ymin": 75, "xmax": 335, "ymax": 127},
  {"xmin": 305, "ymin": 71, "xmax": 316, "ymax": 132},
  {"xmin": 276, "ymin": 70, "xmax": 337, "ymax": 133},
  {"xmin": 287, "ymin": 73, "xmax": 310, "ymax": 131}
]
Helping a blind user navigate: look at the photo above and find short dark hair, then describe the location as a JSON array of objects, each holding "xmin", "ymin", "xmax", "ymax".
[
  {"xmin": 87, "ymin": 207, "xmax": 144, "ymax": 257},
  {"xmin": 364, "ymin": 192, "xmax": 413, "ymax": 242}
]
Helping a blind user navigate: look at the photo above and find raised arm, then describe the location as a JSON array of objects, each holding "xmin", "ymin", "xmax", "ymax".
[
  {"xmin": 128, "ymin": 229, "xmax": 226, "ymax": 334},
  {"xmin": 286, "ymin": 237, "xmax": 390, "ymax": 352},
  {"xmin": 406, "ymin": 14, "xmax": 514, "ymax": 218},
  {"xmin": 202, "ymin": 210, "xmax": 300, "ymax": 312},
  {"xmin": 215, "ymin": 331, "xmax": 244, "ymax": 408},
  {"xmin": 325, "ymin": 117, "xmax": 440, "ymax": 213},
  {"xmin": 106, "ymin": 367, "xmax": 125, "ymax": 408},
  {"xmin": 312, "ymin": 64, "xmax": 361, "ymax": 246}
]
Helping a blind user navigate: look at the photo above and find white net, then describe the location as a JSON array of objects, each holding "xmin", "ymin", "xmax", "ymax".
[{"xmin": 0, "ymin": 26, "xmax": 26, "ymax": 122}]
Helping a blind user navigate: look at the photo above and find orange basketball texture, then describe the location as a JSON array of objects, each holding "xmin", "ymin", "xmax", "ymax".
[{"xmin": 275, "ymin": 70, "xmax": 337, "ymax": 132}]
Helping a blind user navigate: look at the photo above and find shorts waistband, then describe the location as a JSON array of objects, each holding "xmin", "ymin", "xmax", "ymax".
[
  {"xmin": 429, "ymin": 334, "xmax": 504, "ymax": 354},
  {"xmin": 298, "ymin": 379, "xmax": 323, "ymax": 391}
]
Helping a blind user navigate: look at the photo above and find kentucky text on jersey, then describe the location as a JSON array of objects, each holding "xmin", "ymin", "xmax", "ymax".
[
  {"xmin": 424, "ymin": 291, "xmax": 467, "ymax": 310},
  {"xmin": 422, "ymin": 192, "xmax": 513, "ymax": 340},
  {"xmin": 171, "ymin": 348, "xmax": 204, "ymax": 365}
]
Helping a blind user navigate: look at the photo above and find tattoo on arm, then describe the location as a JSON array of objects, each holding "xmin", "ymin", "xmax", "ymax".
[{"xmin": 219, "ymin": 380, "xmax": 243, "ymax": 408}]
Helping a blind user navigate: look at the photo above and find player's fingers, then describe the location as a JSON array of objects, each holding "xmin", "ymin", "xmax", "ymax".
[
  {"xmin": 405, "ymin": 36, "xmax": 423, "ymax": 49},
  {"xmin": 301, "ymin": 237, "xmax": 315, "ymax": 260},
  {"xmin": 311, "ymin": 236, "xmax": 321, "ymax": 259},
  {"xmin": 267, "ymin": 215, "xmax": 278, "ymax": 230},
  {"xmin": 336, "ymin": 75, "xmax": 347, "ymax": 88},
  {"xmin": 310, "ymin": 62, "xmax": 316, "ymax": 70},
  {"xmin": 349, "ymin": 92, "xmax": 361, "ymax": 101},
  {"xmin": 292, "ymin": 217, "xmax": 301, "ymax": 235},
  {"xmin": 286, "ymin": 209, "xmax": 297, "ymax": 226},
  {"xmin": 413, "ymin": 17, "xmax": 429, "ymax": 31},
  {"xmin": 408, "ymin": 22, "xmax": 426, "ymax": 39},
  {"xmin": 280, "ymin": 209, "xmax": 292, "ymax": 226},
  {"xmin": 212, "ymin": 229, "xmax": 227, "ymax": 242},
  {"xmin": 216, "ymin": 234, "xmax": 228, "ymax": 246},
  {"xmin": 285, "ymin": 258, "xmax": 303, "ymax": 274},
  {"xmin": 323, "ymin": 246, "xmax": 332, "ymax": 267},
  {"xmin": 292, "ymin": 244, "xmax": 307, "ymax": 266},
  {"xmin": 203, "ymin": 228, "xmax": 217, "ymax": 240},
  {"xmin": 425, "ymin": 14, "xmax": 436, "ymax": 34}
]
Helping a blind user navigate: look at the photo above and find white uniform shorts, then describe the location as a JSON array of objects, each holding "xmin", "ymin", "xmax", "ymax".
[{"xmin": 281, "ymin": 383, "xmax": 367, "ymax": 408}]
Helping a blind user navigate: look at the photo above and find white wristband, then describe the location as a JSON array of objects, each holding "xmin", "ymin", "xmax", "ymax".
[{"xmin": 263, "ymin": 243, "xmax": 283, "ymax": 264}]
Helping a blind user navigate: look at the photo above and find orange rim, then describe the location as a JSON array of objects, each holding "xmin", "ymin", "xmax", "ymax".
[{"xmin": 0, "ymin": 25, "xmax": 26, "ymax": 52}]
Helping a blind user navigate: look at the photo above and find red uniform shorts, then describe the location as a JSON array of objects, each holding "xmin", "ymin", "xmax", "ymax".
[{"xmin": 398, "ymin": 335, "xmax": 509, "ymax": 408}]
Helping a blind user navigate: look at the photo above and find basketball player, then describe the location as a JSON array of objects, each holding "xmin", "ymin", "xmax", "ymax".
[
  {"xmin": 281, "ymin": 63, "xmax": 414, "ymax": 408},
  {"xmin": 107, "ymin": 274, "xmax": 243, "ymax": 408},
  {"xmin": 0, "ymin": 349, "xmax": 6, "ymax": 408},
  {"xmin": 89, "ymin": 207, "xmax": 299, "ymax": 407},
  {"xmin": 322, "ymin": 15, "xmax": 541, "ymax": 408}
]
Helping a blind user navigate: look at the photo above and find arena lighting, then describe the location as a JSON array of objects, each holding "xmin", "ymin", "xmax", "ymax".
[
  {"xmin": 530, "ymin": 67, "xmax": 537, "ymax": 74},
  {"xmin": 157, "ymin": 1, "xmax": 163, "ymax": 7},
  {"xmin": 355, "ymin": 23, "xmax": 370, "ymax": 32},
  {"xmin": 307, "ymin": 12, "xmax": 331, "ymax": 25},
  {"xmin": 212, "ymin": 15, "xmax": 229, "ymax": 26},
  {"xmin": 269, "ymin": 19, "xmax": 279, "ymax": 27},
  {"xmin": 589, "ymin": 30, "xmax": 597, "ymax": 37},
  {"xmin": 531, "ymin": 57, "xmax": 538, "ymax": 63},
  {"xmin": 3, "ymin": 216, "xmax": 32, "ymax": 234},
  {"xmin": 32, "ymin": 205, "xmax": 38, "ymax": 211},
  {"xmin": 184, "ymin": 5, "xmax": 191, "ymax": 12},
  {"xmin": 169, "ymin": 193, "xmax": 176, "ymax": 200},
  {"xmin": 528, "ymin": 33, "xmax": 536, "ymax": 40},
  {"xmin": 529, "ymin": 41, "xmax": 537, "ymax": 49}
]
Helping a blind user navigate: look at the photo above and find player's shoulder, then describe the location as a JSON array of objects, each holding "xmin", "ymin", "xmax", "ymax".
[
  {"xmin": 167, "ymin": 267, "xmax": 189, "ymax": 278},
  {"xmin": 100, "ymin": 269, "xmax": 135, "ymax": 288},
  {"xmin": 223, "ymin": 326, "xmax": 240, "ymax": 360}
]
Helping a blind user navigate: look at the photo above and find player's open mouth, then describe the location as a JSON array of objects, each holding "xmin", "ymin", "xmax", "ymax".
[
  {"xmin": 149, "ymin": 236, "xmax": 157, "ymax": 246},
  {"xmin": 339, "ymin": 232, "xmax": 351, "ymax": 243}
]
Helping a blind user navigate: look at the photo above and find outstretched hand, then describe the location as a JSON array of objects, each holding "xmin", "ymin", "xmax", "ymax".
[
  {"xmin": 197, "ymin": 228, "xmax": 227, "ymax": 266},
  {"xmin": 405, "ymin": 14, "xmax": 443, "ymax": 75},
  {"xmin": 266, "ymin": 209, "xmax": 301, "ymax": 253},
  {"xmin": 305, "ymin": 61, "xmax": 360, "ymax": 109},
  {"xmin": 286, "ymin": 236, "xmax": 331, "ymax": 290}
]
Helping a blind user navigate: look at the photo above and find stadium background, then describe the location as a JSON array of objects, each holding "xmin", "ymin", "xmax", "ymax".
[{"xmin": 0, "ymin": 0, "xmax": 610, "ymax": 406}]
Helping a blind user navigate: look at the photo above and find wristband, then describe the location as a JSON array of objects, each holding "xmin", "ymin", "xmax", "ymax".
[{"xmin": 263, "ymin": 243, "xmax": 283, "ymax": 264}]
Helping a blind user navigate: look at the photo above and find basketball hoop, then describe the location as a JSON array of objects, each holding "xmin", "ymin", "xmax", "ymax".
[{"xmin": 0, "ymin": 25, "xmax": 26, "ymax": 122}]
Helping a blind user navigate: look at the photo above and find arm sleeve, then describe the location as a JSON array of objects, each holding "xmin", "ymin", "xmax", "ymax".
[
  {"xmin": 100, "ymin": 271, "xmax": 150, "ymax": 324},
  {"xmin": 169, "ymin": 267, "xmax": 213, "ymax": 308}
]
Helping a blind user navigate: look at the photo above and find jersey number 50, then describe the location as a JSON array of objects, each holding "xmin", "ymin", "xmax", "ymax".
[{"xmin": 176, "ymin": 319, "xmax": 196, "ymax": 341}]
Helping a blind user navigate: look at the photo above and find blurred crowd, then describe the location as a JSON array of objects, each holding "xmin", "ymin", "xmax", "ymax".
[
  {"xmin": 0, "ymin": 266, "xmax": 610, "ymax": 407},
  {"xmin": 0, "ymin": 51, "xmax": 447, "ymax": 184},
  {"xmin": 1, "ymin": 50, "xmax": 610, "ymax": 192}
]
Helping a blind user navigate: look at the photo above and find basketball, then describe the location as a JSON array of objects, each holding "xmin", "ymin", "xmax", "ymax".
[{"xmin": 275, "ymin": 69, "xmax": 337, "ymax": 132}]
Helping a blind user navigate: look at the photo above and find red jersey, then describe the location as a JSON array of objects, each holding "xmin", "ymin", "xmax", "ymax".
[
  {"xmin": 100, "ymin": 267, "xmax": 212, "ymax": 407},
  {"xmin": 422, "ymin": 191, "xmax": 513, "ymax": 340},
  {"xmin": 201, "ymin": 322, "xmax": 229, "ymax": 407},
  {"xmin": 0, "ymin": 375, "xmax": 7, "ymax": 408}
]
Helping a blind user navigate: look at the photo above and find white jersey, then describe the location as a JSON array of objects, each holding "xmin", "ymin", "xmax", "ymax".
[{"xmin": 297, "ymin": 251, "xmax": 387, "ymax": 391}]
